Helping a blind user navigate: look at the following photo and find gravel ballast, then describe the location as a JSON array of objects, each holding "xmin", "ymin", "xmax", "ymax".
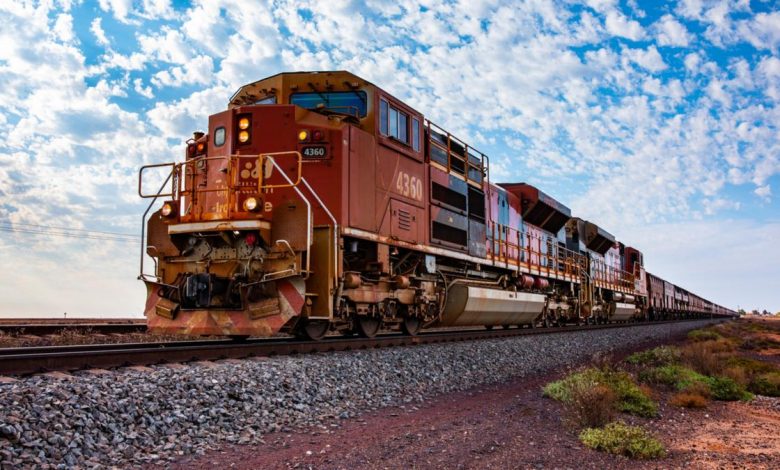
[{"xmin": 0, "ymin": 320, "xmax": 718, "ymax": 468}]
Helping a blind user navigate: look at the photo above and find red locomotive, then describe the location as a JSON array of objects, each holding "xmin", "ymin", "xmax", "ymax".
[{"xmin": 138, "ymin": 71, "xmax": 734, "ymax": 339}]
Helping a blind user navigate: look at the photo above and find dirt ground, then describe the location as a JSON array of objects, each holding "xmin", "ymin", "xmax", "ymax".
[{"xmin": 172, "ymin": 337, "xmax": 780, "ymax": 470}]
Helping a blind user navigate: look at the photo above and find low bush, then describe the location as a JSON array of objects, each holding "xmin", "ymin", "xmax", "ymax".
[
  {"xmin": 626, "ymin": 346, "xmax": 680, "ymax": 366},
  {"xmin": 579, "ymin": 422, "xmax": 665, "ymax": 459},
  {"xmin": 543, "ymin": 368, "xmax": 603, "ymax": 403},
  {"xmin": 679, "ymin": 340, "xmax": 732, "ymax": 376},
  {"xmin": 726, "ymin": 356, "xmax": 778, "ymax": 374},
  {"xmin": 682, "ymin": 380, "xmax": 712, "ymax": 398},
  {"xmin": 687, "ymin": 329, "xmax": 722, "ymax": 342},
  {"xmin": 748, "ymin": 372, "xmax": 780, "ymax": 397},
  {"xmin": 544, "ymin": 367, "xmax": 657, "ymax": 418},
  {"xmin": 608, "ymin": 372, "xmax": 658, "ymax": 417},
  {"xmin": 707, "ymin": 376, "xmax": 752, "ymax": 401},
  {"xmin": 639, "ymin": 365, "xmax": 709, "ymax": 390},
  {"xmin": 669, "ymin": 391, "xmax": 709, "ymax": 408},
  {"xmin": 565, "ymin": 382, "xmax": 617, "ymax": 428},
  {"xmin": 721, "ymin": 366, "xmax": 749, "ymax": 386}
]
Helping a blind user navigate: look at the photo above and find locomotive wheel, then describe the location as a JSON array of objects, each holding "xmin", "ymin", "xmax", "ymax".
[
  {"xmin": 298, "ymin": 319, "xmax": 330, "ymax": 341},
  {"xmin": 356, "ymin": 315, "xmax": 381, "ymax": 338},
  {"xmin": 401, "ymin": 316, "xmax": 421, "ymax": 336}
]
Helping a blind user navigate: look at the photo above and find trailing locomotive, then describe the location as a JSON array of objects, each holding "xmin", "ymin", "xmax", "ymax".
[{"xmin": 138, "ymin": 71, "xmax": 734, "ymax": 339}]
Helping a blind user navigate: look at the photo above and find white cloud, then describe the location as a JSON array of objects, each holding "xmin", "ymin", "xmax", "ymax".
[
  {"xmin": 90, "ymin": 17, "xmax": 109, "ymax": 46},
  {"xmin": 53, "ymin": 13, "xmax": 75, "ymax": 42},
  {"xmin": 146, "ymin": 86, "xmax": 229, "ymax": 138},
  {"xmin": 151, "ymin": 55, "xmax": 214, "ymax": 88},
  {"xmin": 605, "ymin": 10, "xmax": 645, "ymax": 40},
  {"xmin": 706, "ymin": 79, "xmax": 731, "ymax": 106},
  {"xmin": 133, "ymin": 78, "xmax": 154, "ymax": 98},
  {"xmin": 625, "ymin": 46, "xmax": 667, "ymax": 73},
  {"xmin": 98, "ymin": 0, "xmax": 133, "ymax": 22},
  {"xmin": 138, "ymin": 28, "xmax": 193, "ymax": 65},
  {"xmin": 736, "ymin": 11, "xmax": 780, "ymax": 52},
  {"xmin": 139, "ymin": 0, "xmax": 175, "ymax": 20},
  {"xmin": 754, "ymin": 184, "xmax": 771, "ymax": 201},
  {"xmin": 654, "ymin": 14, "xmax": 691, "ymax": 47}
]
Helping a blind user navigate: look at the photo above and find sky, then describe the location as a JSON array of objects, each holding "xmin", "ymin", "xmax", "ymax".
[{"xmin": 0, "ymin": 0, "xmax": 778, "ymax": 318}]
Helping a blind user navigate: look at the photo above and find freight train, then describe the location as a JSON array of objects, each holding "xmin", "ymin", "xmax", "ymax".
[{"xmin": 138, "ymin": 71, "xmax": 735, "ymax": 339}]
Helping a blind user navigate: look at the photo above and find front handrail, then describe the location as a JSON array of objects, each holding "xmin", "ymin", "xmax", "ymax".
[
  {"xmin": 300, "ymin": 177, "xmax": 339, "ymax": 287},
  {"xmin": 256, "ymin": 151, "xmax": 303, "ymax": 189},
  {"xmin": 139, "ymin": 162, "xmax": 176, "ymax": 198},
  {"xmin": 265, "ymin": 156, "xmax": 312, "ymax": 278},
  {"xmin": 139, "ymin": 152, "xmax": 304, "ymax": 202},
  {"xmin": 139, "ymin": 170, "xmax": 173, "ymax": 278}
]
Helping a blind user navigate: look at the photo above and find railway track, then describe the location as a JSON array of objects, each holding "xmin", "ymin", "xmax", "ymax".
[
  {"xmin": 0, "ymin": 319, "xmax": 719, "ymax": 376},
  {"xmin": 0, "ymin": 319, "xmax": 146, "ymax": 336}
]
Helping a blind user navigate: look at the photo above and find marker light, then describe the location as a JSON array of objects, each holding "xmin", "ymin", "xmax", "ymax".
[
  {"xmin": 298, "ymin": 130, "xmax": 309, "ymax": 142},
  {"xmin": 243, "ymin": 197, "xmax": 260, "ymax": 212},
  {"xmin": 161, "ymin": 202, "xmax": 175, "ymax": 217},
  {"xmin": 312, "ymin": 130, "xmax": 323, "ymax": 141}
]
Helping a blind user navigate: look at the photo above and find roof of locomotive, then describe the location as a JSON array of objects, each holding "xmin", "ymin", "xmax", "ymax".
[
  {"xmin": 228, "ymin": 70, "xmax": 378, "ymax": 107},
  {"xmin": 227, "ymin": 70, "xmax": 426, "ymax": 137}
]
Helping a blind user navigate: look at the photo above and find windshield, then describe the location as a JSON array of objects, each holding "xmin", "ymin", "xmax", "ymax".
[{"xmin": 290, "ymin": 91, "xmax": 367, "ymax": 117}]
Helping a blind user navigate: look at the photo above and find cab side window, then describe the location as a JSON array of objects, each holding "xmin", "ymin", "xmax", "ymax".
[{"xmin": 379, "ymin": 98, "xmax": 419, "ymax": 151}]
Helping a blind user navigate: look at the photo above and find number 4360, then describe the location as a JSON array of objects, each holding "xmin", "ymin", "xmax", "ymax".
[{"xmin": 395, "ymin": 171, "xmax": 423, "ymax": 201}]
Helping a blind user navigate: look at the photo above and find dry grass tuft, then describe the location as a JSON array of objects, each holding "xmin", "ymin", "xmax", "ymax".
[
  {"xmin": 565, "ymin": 382, "xmax": 617, "ymax": 429},
  {"xmin": 670, "ymin": 391, "xmax": 709, "ymax": 408}
]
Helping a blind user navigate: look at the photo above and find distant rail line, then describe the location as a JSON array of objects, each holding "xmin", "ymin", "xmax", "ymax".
[
  {"xmin": 0, "ymin": 319, "xmax": 146, "ymax": 336},
  {"xmin": 0, "ymin": 319, "xmax": 720, "ymax": 376}
]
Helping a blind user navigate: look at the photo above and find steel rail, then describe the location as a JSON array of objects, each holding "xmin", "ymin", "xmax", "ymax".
[{"xmin": 0, "ymin": 319, "xmax": 722, "ymax": 376}]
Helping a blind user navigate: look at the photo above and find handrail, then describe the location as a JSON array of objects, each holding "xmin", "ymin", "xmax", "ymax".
[
  {"xmin": 257, "ymin": 151, "xmax": 303, "ymax": 189},
  {"xmin": 487, "ymin": 220, "xmax": 585, "ymax": 280},
  {"xmin": 426, "ymin": 120, "xmax": 489, "ymax": 185},
  {"xmin": 138, "ymin": 162, "xmax": 176, "ymax": 198},
  {"xmin": 300, "ymin": 177, "xmax": 339, "ymax": 285},
  {"xmin": 265, "ymin": 156, "xmax": 312, "ymax": 279},
  {"xmin": 138, "ymin": 171, "xmax": 173, "ymax": 278}
]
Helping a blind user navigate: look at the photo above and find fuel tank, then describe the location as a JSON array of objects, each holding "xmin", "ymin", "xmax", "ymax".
[
  {"xmin": 609, "ymin": 302, "xmax": 636, "ymax": 321},
  {"xmin": 439, "ymin": 284, "xmax": 546, "ymax": 326}
]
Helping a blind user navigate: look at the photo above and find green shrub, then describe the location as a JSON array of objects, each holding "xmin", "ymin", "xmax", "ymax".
[
  {"xmin": 543, "ymin": 368, "xmax": 603, "ymax": 403},
  {"xmin": 639, "ymin": 365, "xmax": 709, "ymax": 390},
  {"xmin": 749, "ymin": 372, "xmax": 780, "ymax": 397},
  {"xmin": 579, "ymin": 422, "xmax": 665, "ymax": 459},
  {"xmin": 687, "ymin": 329, "xmax": 722, "ymax": 341},
  {"xmin": 606, "ymin": 371, "xmax": 658, "ymax": 417},
  {"xmin": 640, "ymin": 365, "xmax": 752, "ymax": 401},
  {"xmin": 544, "ymin": 368, "xmax": 658, "ymax": 418},
  {"xmin": 626, "ymin": 346, "xmax": 680, "ymax": 366},
  {"xmin": 706, "ymin": 376, "xmax": 752, "ymax": 401}
]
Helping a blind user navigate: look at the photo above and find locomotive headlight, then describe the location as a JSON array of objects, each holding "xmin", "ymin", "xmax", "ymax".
[
  {"xmin": 238, "ymin": 117, "xmax": 250, "ymax": 130},
  {"xmin": 238, "ymin": 130, "xmax": 250, "ymax": 143},
  {"xmin": 161, "ymin": 202, "xmax": 175, "ymax": 217},
  {"xmin": 298, "ymin": 130, "xmax": 308, "ymax": 142},
  {"xmin": 243, "ymin": 197, "xmax": 260, "ymax": 212}
]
